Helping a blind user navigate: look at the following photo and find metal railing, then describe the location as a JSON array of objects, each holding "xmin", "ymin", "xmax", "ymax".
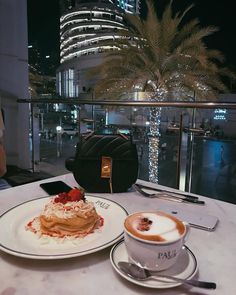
[
  {"xmin": 18, "ymin": 98, "xmax": 236, "ymax": 109},
  {"xmin": 17, "ymin": 98, "xmax": 236, "ymax": 204}
]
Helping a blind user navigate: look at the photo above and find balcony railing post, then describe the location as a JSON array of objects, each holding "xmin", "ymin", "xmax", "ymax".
[
  {"xmin": 186, "ymin": 107, "xmax": 196, "ymax": 192},
  {"xmin": 176, "ymin": 113, "xmax": 188, "ymax": 190},
  {"xmin": 31, "ymin": 105, "xmax": 40, "ymax": 172}
]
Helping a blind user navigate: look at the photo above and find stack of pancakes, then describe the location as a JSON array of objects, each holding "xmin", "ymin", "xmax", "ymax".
[
  {"xmin": 39, "ymin": 203, "xmax": 100, "ymax": 237},
  {"xmin": 39, "ymin": 189, "xmax": 100, "ymax": 237}
]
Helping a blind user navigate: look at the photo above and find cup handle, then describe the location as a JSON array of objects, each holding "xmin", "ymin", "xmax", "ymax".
[{"xmin": 183, "ymin": 222, "xmax": 191, "ymax": 243}]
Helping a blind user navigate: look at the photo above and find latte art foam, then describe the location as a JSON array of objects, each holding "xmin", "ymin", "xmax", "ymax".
[{"xmin": 124, "ymin": 211, "xmax": 185, "ymax": 242}]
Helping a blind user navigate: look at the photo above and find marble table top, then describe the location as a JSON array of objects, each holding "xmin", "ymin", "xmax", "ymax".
[{"xmin": 0, "ymin": 173, "xmax": 235, "ymax": 295}]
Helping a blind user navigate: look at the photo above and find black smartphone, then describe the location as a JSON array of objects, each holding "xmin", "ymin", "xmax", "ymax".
[{"xmin": 40, "ymin": 181, "xmax": 72, "ymax": 195}]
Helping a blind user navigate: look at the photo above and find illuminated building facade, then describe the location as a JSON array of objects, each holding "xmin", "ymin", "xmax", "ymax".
[{"xmin": 56, "ymin": 0, "xmax": 139, "ymax": 98}]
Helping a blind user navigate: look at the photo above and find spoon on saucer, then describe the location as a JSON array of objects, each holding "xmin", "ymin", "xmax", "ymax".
[{"xmin": 118, "ymin": 262, "xmax": 216, "ymax": 289}]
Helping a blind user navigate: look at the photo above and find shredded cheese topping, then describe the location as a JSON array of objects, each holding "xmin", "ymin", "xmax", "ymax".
[{"xmin": 42, "ymin": 199, "xmax": 96, "ymax": 219}]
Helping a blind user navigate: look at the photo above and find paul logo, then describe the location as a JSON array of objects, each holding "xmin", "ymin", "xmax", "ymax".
[
  {"xmin": 95, "ymin": 200, "xmax": 110, "ymax": 210},
  {"xmin": 158, "ymin": 250, "xmax": 177, "ymax": 260}
]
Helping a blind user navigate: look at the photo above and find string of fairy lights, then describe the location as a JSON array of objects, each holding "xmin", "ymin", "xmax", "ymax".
[{"xmin": 148, "ymin": 107, "xmax": 162, "ymax": 183}]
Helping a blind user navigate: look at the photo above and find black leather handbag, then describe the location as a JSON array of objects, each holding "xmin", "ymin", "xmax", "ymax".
[{"xmin": 67, "ymin": 133, "xmax": 139, "ymax": 193}]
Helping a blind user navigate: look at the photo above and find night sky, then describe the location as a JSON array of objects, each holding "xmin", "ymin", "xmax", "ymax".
[
  {"xmin": 27, "ymin": 0, "xmax": 236, "ymax": 71},
  {"xmin": 27, "ymin": 0, "xmax": 60, "ymax": 61}
]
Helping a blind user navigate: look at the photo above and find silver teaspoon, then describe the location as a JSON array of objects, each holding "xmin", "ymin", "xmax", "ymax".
[{"xmin": 118, "ymin": 262, "xmax": 216, "ymax": 289}]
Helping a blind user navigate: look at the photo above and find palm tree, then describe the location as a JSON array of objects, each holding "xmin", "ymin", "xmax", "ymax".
[{"xmin": 88, "ymin": 0, "xmax": 235, "ymax": 183}]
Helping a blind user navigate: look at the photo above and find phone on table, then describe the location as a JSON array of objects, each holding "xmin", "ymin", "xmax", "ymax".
[
  {"xmin": 158, "ymin": 205, "xmax": 219, "ymax": 231},
  {"xmin": 40, "ymin": 181, "xmax": 72, "ymax": 195}
]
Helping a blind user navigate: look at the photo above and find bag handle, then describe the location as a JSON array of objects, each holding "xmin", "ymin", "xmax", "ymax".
[
  {"xmin": 82, "ymin": 130, "xmax": 129, "ymax": 141},
  {"xmin": 82, "ymin": 131, "xmax": 94, "ymax": 140}
]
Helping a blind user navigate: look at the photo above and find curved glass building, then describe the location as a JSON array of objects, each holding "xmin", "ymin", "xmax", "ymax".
[{"xmin": 57, "ymin": 0, "xmax": 136, "ymax": 98}]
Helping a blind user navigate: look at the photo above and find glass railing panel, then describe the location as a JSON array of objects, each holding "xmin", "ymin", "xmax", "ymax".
[
  {"xmin": 27, "ymin": 100, "xmax": 236, "ymax": 204},
  {"xmin": 188, "ymin": 107, "xmax": 236, "ymax": 203},
  {"xmin": 160, "ymin": 106, "xmax": 236, "ymax": 205},
  {"xmin": 33, "ymin": 102, "xmax": 79, "ymax": 176}
]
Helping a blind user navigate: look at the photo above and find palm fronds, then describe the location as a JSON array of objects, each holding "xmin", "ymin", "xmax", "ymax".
[{"xmin": 87, "ymin": 0, "xmax": 235, "ymax": 101}]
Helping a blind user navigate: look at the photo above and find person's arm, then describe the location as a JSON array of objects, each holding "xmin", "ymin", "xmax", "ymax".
[
  {"xmin": 0, "ymin": 109, "xmax": 6, "ymax": 177},
  {"xmin": 0, "ymin": 143, "xmax": 6, "ymax": 177}
]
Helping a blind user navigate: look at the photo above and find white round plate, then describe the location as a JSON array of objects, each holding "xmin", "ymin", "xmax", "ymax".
[
  {"xmin": 0, "ymin": 195, "xmax": 128, "ymax": 259},
  {"xmin": 110, "ymin": 240, "xmax": 198, "ymax": 289}
]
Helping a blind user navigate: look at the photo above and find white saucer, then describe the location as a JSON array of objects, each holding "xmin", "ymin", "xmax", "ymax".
[{"xmin": 110, "ymin": 240, "xmax": 198, "ymax": 289}]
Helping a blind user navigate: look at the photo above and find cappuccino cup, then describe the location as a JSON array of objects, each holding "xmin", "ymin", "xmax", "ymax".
[{"xmin": 124, "ymin": 211, "xmax": 190, "ymax": 271}]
